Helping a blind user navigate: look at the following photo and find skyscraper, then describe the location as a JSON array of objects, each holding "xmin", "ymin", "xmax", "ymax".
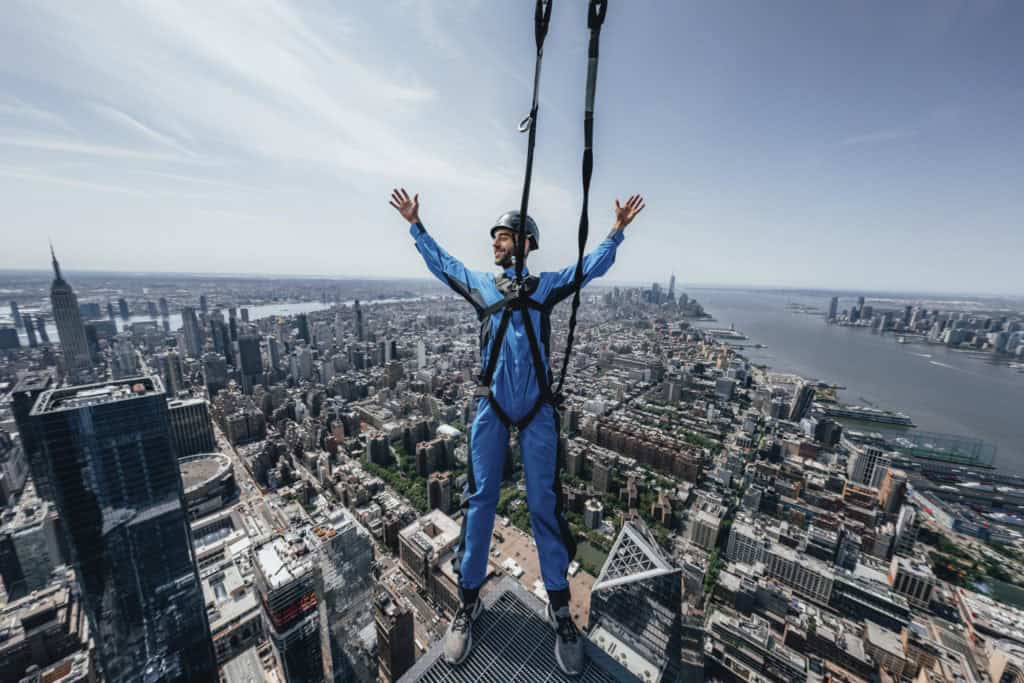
[
  {"xmin": 154, "ymin": 350, "xmax": 185, "ymax": 396},
  {"xmin": 588, "ymin": 518, "xmax": 703, "ymax": 682},
  {"xmin": 828, "ymin": 296, "xmax": 839, "ymax": 321},
  {"xmin": 202, "ymin": 352, "xmax": 228, "ymax": 397},
  {"xmin": 48, "ymin": 246, "xmax": 92, "ymax": 381},
  {"xmin": 29, "ymin": 377, "xmax": 217, "ymax": 682},
  {"xmin": 181, "ymin": 306, "xmax": 204, "ymax": 359},
  {"xmin": 167, "ymin": 398, "xmax": 216, "ymax": 458},
  {"xmin": 159, "ymin": 297, "xmax": 170, "ymax": 317},
  {"xmin": 238, "ymin": 334, "xmax": 262, "ymax": 393},
  {"xmin": 9, "ymin": 300, "xmax": 22, "ymax": 328},
  {"xmin": 34, "ymin": 316, "xmax": 50, "ymax": 345},
  {"xmin": 11, "ymin": 372, "xmax": 53, "ymax": 498},
  {"xmin": 375, "ymin": 588, "xmax": 414, "ymax": 683},
  {"xmin": 199, "ymin": 294, "xmax": 208, "ymax": 316},
  {"xmin": 668, "ymin": 273, "xmax": 676, "ymax": 301},
  {"xmin": 254, "ymin": 535, "xmax": 325, "ymax": 682},
  {"xmin": 847, "ymin": 443, "xmax": 892, "ymax": 488},
  {"xmin": 309, "ymin": 509, "xmax": 376, "ymax": 682},
  {"xmin": 427, "ymin": 471, "xmax": 452, "ymax": 513},
  {"xmin": 0, "ymin": 326, "xmax": 19, "ymax": 349},
  {"xmin": 297, "ymin": 313, "xmax": 311, "ymax": 344},
  {"xmin": 354, "ymin": 300, "xmax": 364, "ymax": 342},
  {"xmin": 22, "ymin": 314, "xmax": 38, "ymax": 347},
  {"xmin": 117, "ymin": 297, "xmax": 130, "ymax": 320},
  {"xmin": 788, "ymin": 382, "xmax": 816, "ymax": 422}
]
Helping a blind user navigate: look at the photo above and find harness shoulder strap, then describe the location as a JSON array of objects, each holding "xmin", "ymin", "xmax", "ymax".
[{"xmin": 553, "ymin": 0, "xmax": 607, "ymax": 398}]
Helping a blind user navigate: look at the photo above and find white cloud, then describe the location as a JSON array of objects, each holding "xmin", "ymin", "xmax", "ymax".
[{"xmin": 0, "ymin": 135, "xmax": 184, "ymax": 162}]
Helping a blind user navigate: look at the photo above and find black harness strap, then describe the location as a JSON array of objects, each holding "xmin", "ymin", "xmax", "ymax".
[
  {"xmin": 513, "ymin": 0, "xmax": 552, "ymax": 285},
  {"xmin": 478, "ymin": 308, "xmax": 512, "ymax": 387},
  {"xmin": 476, "ymin": 0, "xmax": 554, "ymax": 434},
  {"xmin": 554, "ymin": 0, "xmax": 607, "ymax": 397},
  {"xmin": 475, "ymin": 0, "xmax": 608, "ymax": 433}
]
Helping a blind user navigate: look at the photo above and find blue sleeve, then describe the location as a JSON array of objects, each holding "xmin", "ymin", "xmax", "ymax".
[
  {"xmin": 540, "ymin": 230, "xmax": 624, "ymax": 304},
  {"xmin": 410, "ymin": 223, "xmax": 475, "ymax": 291}
]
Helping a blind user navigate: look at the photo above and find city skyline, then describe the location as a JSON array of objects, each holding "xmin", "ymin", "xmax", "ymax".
[
  {"xmin": 1, "ymin": 229, "xmax": 1023, "ymax": 680},
  {"xmin": 2, "ymin": 2, "xmax": 1022, "ymax": 292},
  {"xmin": 3, "ymin": 258, "xmax": 1024, "ymax": 300}
]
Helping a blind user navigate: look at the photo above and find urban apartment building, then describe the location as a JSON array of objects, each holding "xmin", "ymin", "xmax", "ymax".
[
  {"xmin": 0, "ymin": 570, "xmax": 92, "ymax": 682},
  {"xmin": 763, "ymin": 542, "xmax": 836, "ymax": 606},
  {"xmin": 376, "ymin": 587, "xmax": 415, "ymax": 683},
  {"xmin": 29, "ymin": 377, "xmax": 217, "ymax": 682},
  {"xmin": 725, "ymin": 517, "xmax": 770, "ymax": 566},
  {"xmin": 398, "ymin": 509, "xmax": 461, "ymax": 589}
]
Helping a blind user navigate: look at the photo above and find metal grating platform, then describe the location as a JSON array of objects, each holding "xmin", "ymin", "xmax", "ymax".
[{"xmin": 398, "ymin": 577, "xmax": 640, "ymax": 683}]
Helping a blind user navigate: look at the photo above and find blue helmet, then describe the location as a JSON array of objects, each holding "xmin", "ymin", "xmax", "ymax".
[{"xmin": 491, "ymin": 210, "xmax": 540, "ymax": 251}]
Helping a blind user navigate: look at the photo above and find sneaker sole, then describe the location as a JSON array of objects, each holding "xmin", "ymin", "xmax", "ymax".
[
  {"xmin": 547, "ymin": 605, "xmax": 584, "ymax": 677},
  {"xmin": 444, "ymin": 601, "xmax": 484, "ymax": 666},
  {"xmin": 444, "ymin": 630, "xmax": 473, "ymax": 666}
]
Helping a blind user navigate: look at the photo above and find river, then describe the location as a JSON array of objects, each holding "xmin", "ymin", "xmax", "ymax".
[{"xmin": 690, "ymin": 289, "xmax": 1024, "ymax": 475}]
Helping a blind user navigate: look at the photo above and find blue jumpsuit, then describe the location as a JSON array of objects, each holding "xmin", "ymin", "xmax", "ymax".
[{"xmin": 410, "ymin": 222, "xmax": 624, "ymax": 597}]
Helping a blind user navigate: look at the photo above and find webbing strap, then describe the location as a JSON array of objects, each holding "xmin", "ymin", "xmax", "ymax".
[
  {"xmin": 476, "ymin": 1, "xmax": 553, "ymax": 434},
  {"xmin": 479, "ymin": 308, "xmax": 511, "ymax": 387},
  {"xmin": 514, "ymin": 0, "xmax": 551, "ymax": 286},
  {"xmin": 554, "ymin": 0, "xmax": 606, "ymax": 397}
]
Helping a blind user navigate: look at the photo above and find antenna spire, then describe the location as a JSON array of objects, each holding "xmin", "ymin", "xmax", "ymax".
[{"xmin": 50, "ymin": 240, "xmax": 63, "ymax": 281}]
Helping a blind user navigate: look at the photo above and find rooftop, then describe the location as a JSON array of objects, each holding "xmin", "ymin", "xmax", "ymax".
[
  {"xmin": 202, "ymin": 560, "xmax": 259, "ymax": 632},
  {"xmin": 254, "ymin": 535, "xmax": 314, "ymax": 591},
  {"xmin": 593, "ymin": 519, "xmax": 677, "ymax": 592},
  {"xmin": 397, "ymin": 577, "xmax": 640, "ymax": 683},
  {"xmin": 179, "ymin": 453, "xmax": 232, "ymax": 490},
  {"xmin": 32, "ymin": 376, "xmax": 163, "ymax": 414},
  {"xmin": 0, "ymin": 479, "xmax": 49, "ymax": 533},
  {"xmin": 399, "ymin": 509, "xmax": 461, "ymax": 557}
]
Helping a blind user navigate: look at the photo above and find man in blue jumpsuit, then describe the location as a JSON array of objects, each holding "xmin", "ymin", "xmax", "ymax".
[{"xmin": 389, "ymin": 188, "xmax": 645, "ymax": 675}]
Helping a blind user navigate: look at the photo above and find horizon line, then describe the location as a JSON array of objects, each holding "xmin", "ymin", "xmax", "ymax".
[{"xmin": 0, "ymin": 266, "xmax": 1021, "ymax": 300}]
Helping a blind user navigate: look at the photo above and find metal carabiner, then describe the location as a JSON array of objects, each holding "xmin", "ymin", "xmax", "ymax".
[{"xmin": 518, "ymin": 114, "xmax": 533, "ymax": 133}]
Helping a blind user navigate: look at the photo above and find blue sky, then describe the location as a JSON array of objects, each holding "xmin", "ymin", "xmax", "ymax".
[{"xmin": 1, "ymin": 1, "xmax": 1021, "ymax": 293}]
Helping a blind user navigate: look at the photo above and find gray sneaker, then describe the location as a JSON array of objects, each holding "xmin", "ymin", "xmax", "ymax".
[
  {"xmin": 547, "ymin": 604, "xmax": 585, "ymax": 676},
  {"xmin": 444, "ymin": 600, "xmax": 483, "ymax": 666}
]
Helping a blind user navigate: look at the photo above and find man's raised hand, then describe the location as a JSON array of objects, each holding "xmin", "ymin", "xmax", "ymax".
[
  {"xmin": 613, "ymin": 194, "xmax": 645, "ymax": 231},
  {"xmin": 389, "ymin": 187, "xmax": 420, "ymax": 225}
]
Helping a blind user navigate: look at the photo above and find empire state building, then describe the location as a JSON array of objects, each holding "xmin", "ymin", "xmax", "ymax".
[{"xmin": 49, "ymin": 246, "xmax": 92, "ymax": 381}]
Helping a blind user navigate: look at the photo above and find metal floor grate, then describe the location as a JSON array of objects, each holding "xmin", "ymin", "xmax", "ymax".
[{"xmin": 398, "ymin": 578, "xmax": 639, "ymax": 683}]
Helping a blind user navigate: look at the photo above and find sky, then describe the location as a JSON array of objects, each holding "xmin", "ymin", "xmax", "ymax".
[{"xmin": 1, "ymin": 1, "xmax": 1022, "ymax": 294}]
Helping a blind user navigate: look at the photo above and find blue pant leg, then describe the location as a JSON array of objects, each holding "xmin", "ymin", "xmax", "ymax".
[
  {"xmin": 456, "ymin": 399, "xmax": 509, "ymax": 591},
  {"xmin": 519, "ymin": 403, "xmax": 572, "ymax": 592}
]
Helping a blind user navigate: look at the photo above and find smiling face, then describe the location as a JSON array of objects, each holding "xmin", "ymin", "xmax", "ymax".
[{"xmin": 492, "ymin": 228, "xmax": 529, "ymax": 268}]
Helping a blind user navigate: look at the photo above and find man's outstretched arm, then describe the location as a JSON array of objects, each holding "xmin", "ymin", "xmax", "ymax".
[
  {"xmin": 543, "ymin": 194, "xmax": 646, "ymax": 303},
  {"xmin": 390, "ymin": 187, "xmax": 474, "ymax": 291}
]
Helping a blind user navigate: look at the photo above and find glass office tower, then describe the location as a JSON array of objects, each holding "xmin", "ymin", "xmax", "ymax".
[{"xmin": 30, "ymin": 377, "xmax": 217, "ymax": 682}]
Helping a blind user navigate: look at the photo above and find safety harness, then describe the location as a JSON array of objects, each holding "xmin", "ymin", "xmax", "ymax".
[{"xmin": 474, "ymin": 0, "xmax": 608, "ymax": 432}]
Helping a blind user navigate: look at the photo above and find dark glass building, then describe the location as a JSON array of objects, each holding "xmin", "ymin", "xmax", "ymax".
[
  {"xmin": 238, "ymin": 334, "xmax": 263, "ymax": 393},
  {"xmin": 11, "ymin": 371, "xmax": 54, "ymax": 499},
  {"xmin": 297, "ymin": 313, "xmax": 311, "ymax": 344},
  {"xmin": 588, "ymin": 518, "xmax": 704, "ymax": 682},
  {"xmin": 30, "ymin": 376, "xmax": 217, "ymax": 683},
  {"xmin": 181, "ymin": 306, "xmax": 204, "ymax": 359}
]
